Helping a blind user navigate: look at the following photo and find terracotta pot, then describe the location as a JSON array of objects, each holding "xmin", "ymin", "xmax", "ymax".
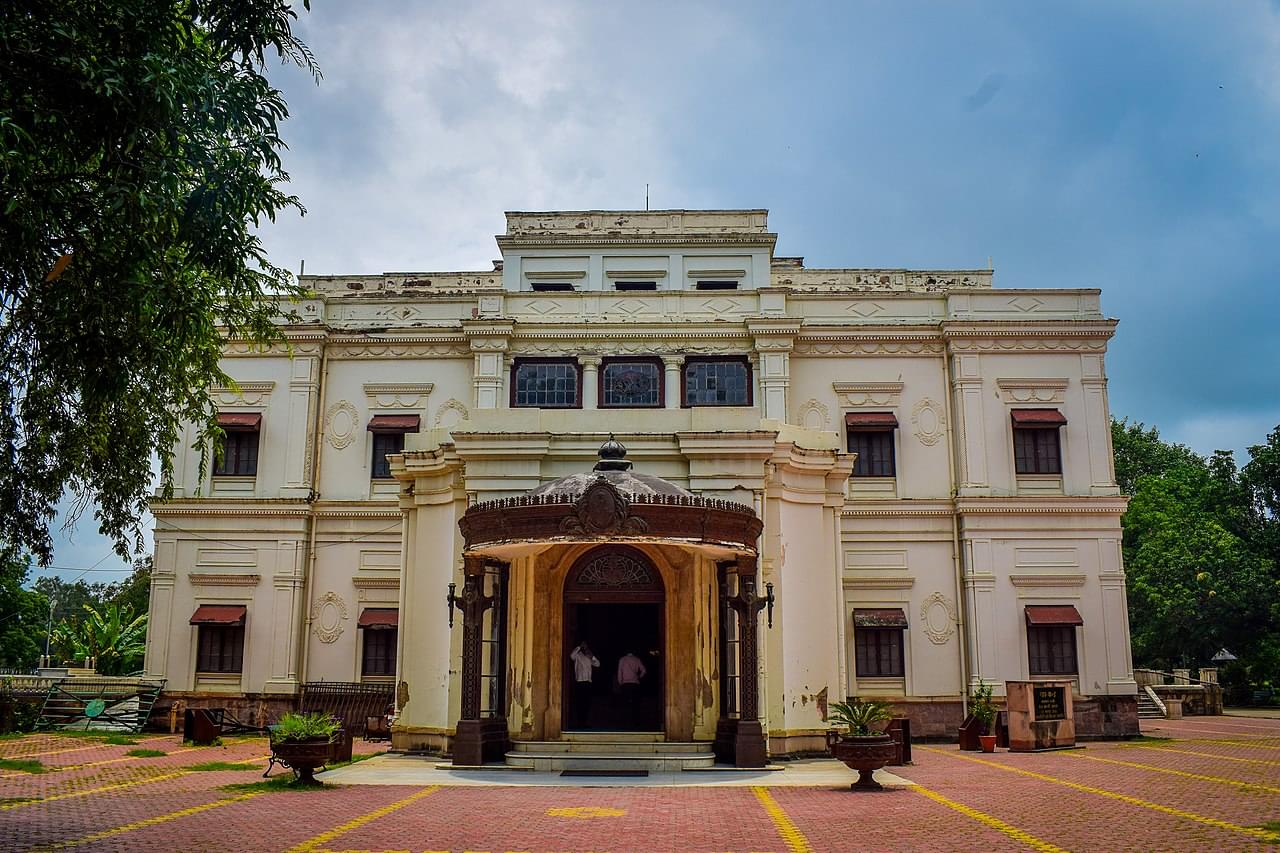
[
  {"xmin": 979, "ymin": 734, "xmax": 997, "ymax": 753},
  {"xmin": 271, "ymin": 735, "xmax": 342, "ymax": 785},
  {"xmin": 832, "ymin": 734, "xmax": 897, "ymax": 791}
]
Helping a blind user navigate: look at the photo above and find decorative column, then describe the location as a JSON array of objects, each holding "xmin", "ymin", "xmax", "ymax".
[
  {"xmin": 662, "ymin": 356, "xmax": 682, "ymax": 409},
  {"xmin": 448, "ymin": 555, "xmax": 508, "ymax": 765},
  {"xmin": 464, "ymin": 321, "xmax": 513, "ymax": 410},
  {"xmin": 717, "ymin": 555, "xmax": 774, "ymax": 768},
  {"xmin": 580, "ymin": 356, "xmax": 601, "ymax": 409}
]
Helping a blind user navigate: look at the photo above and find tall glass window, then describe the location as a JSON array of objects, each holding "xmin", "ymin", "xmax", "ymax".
[
  {"xmin": 512, "ymin": 359, "xmax": 581, "ymax": 408},
  {"xmin": 601, "ymin": 359, "xmax": 662, "ymax": 408},
  {"xmin": 683, "ymin": 358, "xmax": 751, "ymax": 407}
]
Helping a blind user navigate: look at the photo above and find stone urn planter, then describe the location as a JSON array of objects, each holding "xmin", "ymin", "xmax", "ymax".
[
  {"xmin": 271, "ymin": 736, "xmax": 343, "ymax": 786},
  {"xmin": 833, "ymin": 734, "xmax": 898, "ymax": 790}
]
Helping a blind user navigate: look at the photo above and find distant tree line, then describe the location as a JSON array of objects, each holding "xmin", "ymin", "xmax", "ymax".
[{"xmin": 1113, "ymin": 419, "xmax": 1280, "ymax": 701}]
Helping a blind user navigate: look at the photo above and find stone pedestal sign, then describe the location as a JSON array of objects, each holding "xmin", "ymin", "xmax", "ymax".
[{"xmin": 1005, "ymin": 680, "xmax": 1075, "ymax": 752}]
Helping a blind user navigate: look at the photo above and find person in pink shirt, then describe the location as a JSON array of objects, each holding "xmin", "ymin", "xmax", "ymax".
[{"xmin": 616, "ymin": 650, "xmax": 647, "ymax": 725}]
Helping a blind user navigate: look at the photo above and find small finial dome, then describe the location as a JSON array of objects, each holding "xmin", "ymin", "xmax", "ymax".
[{"xmin": 594, "ymin": 434, "xmax": 632, "ymax": 471}]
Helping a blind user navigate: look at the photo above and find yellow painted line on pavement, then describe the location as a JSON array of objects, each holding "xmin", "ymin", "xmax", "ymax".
[
  {"xmin": 1118, "ymin": 743, "xmax": 1280, "ymax": 766},
  {"xmin": 0, "ymin": 770, "xmax": 190, "ymax": 811},
  {"xmin": 910, "ymin": 783, "xmax": 1069, "ymax": 852},
  {"xmin": 12, "ymin": 735, "xmax": 173, "ymax": 760},
  {"xmin": 751, "ymin": 785, "xmax": 813, "ymax": 853},
  {"xmin": 285, "ymin": 785, "xmax": 441, "ymax": 853},
  {"xmin": 917, "ymin": 747, "xmax": 1280, "ymax": 844},
  {"xmin": 29, "ymin": 791, "xmax": 264, "ymax": 851},
  {"xmin": 1060, "ymin": 750, "xmax": 1280, "ymax": 794}
]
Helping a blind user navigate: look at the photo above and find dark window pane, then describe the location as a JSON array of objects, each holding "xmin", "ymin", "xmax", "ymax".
[
  {"xmin": 197, "ymin": 625, "xmax": 245, "ymax": 673},
  {"xmin": 362, "ymin": 628, "xmax": 397, "ymax": 676},
  {"xmin": 530, "ymin": 282, "xmax": 574, "ymax": 292},
  {"xmin": 694, "ymin": 280, "xmax": 738, "ymax": 290},
  {"xmin": 684, "ymin": 360, "xmax": 750, "ymax": 406},
  {"xmin": 1014, "ymin": 427, "xmax": 1063, "ymax": 475},
  {"xmin": 513, "ymin": 361, "xmax": 580, "ymax": 408},
  {"xmin": 601, "ymin": 361, "xmax": 661, "ymax": 408},
  {"xmin": 854, "ymin": 628, "xmax": 904, "ymax": 677},
  {"xmin": 214, "ymin": 430, "xmax": 259, "ymax": 476},
  {"xmin": 371, "ymin": 431, "xmax": 405, "ymax": 479},
  {"xmin": 1028, "ymin": 626, "xmax": 1077, "ymax": 675},
  {"xmin": 849, "ymin": 429, "xmax": 896, "ymax": 477},
  {"xmin": 614, "ymin": 281, "xmax": 657, "ymax": 291}
]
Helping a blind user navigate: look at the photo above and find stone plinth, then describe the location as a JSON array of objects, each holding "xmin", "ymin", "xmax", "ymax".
[{"xmin": 1006, "ymin": 680, "xmax": 1076, "ymax": 752}]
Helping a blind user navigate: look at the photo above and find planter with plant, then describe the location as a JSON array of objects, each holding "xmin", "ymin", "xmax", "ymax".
[
  {"xmin": 269, "ymin": 712, "xmax": 344, "ymax": 785},
  {"xmin": 969, "ymin": 679, "xmax": 997, "ymax": 753},
  {"xmin": 828, "ymin": 698, "xmax": 898, "ymax": 790}
]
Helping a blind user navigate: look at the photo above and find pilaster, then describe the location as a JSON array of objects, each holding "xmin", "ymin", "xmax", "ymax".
[
  {"xmin": 465, "ymin": 321, "xmax": 513, "ymax": 410},
  {"xmin": 280, "ymin": 355, "xmax": 320, "ymax": 498},
  {"xmin": 950, "ymin": 351, "xmax": 989, "ymax": 495}
]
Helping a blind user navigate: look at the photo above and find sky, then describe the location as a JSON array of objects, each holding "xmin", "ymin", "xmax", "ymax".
[{"xmin": 44, "ymin": 0, "xmax": 1280, "ymax": 581}]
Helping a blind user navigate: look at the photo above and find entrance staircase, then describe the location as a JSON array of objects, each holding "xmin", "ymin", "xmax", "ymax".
[
  {"xmin": 1137, "ymin": 685, "xmax": 1166, "ymax": 719},
  {"xmin": 505, "ymin": 732, "xmax": 715, "ymax": 772}
]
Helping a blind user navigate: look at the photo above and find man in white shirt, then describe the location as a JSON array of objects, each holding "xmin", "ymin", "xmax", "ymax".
[{"xmin": 569, "ymin": 641, "xmax": 600, "ymax": 728}]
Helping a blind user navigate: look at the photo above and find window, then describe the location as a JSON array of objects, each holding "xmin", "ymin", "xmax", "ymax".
[
  {"xmin": 1012, "ymin": 409, "xmax": 1066, "ymax": 475},
  {"xmin": 1028, "ymin": 626, "xmax": 1078, "ymax": 675},
  {"xmin": 600, "ymin": 358, "xmax": 662, "ymax": 408},
  {"xmin": 197, "ymin": 625, "xmax": 245, "ymax": 673},
  {"xmin": 846, "ymin": 413, "xmax": 898, "ymax": 477},
  {"xmin": 367, "ymin": 415, "xmax": 419, "ymax": 480},
  {"xmin": 614, "ymin": 280, "xmax": 657, "ymax": 291},
  {"xmin": 695, "ymin": 280, "xmax": 738, "ymax": 290},
  {"xmin": 213, "ymin": 412, "xmax": 260, "ymax": 476},
  {"xmin": 853, "ymin": 609, "xmax": 907, "ymax": 678},
  {"xmin": 855, "ymin": 629, "xmax": 904, "ymax": 677},
  {"xmin": 512, "ymin": 359, "xmax": 581, "ymax": 408},
  {"xmin": 361, "ymin": 628, "xmax": 397, "ymax": 677},
  {"xmin": 530, "ymin": 281, "xmax": 574, "ymax": 292},
  {"xmin": 683, "ymin": 358, "xmax": 751, "ymax": 407}
]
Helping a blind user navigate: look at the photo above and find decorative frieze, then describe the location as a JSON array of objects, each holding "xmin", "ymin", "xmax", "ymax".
[
  {"xmin": 364, "ymin": 383, "xmax": 434, "ymax": 409},
  {"xmin": 996, "ymin": 378, "xmax": 1069, "ymax": 405},
  {"xmin": 833, "ymin": 381, "xmax": 903, "ymax": 409},
  {"xmin": 188, "ymin": 573, "xmax": 261, "ymax": 587}
]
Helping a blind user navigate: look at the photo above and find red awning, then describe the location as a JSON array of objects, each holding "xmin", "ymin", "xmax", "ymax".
[
  {"xmin": 190, "ymin": 604, "xmax": 247, "ymax": 626},
  {"xmin": 367, "ymin": 414, "xmax": 421, "ymax": 432},
  {"xmin": 845, "ymin": 412, "xmax": 899, "ymax": 429},
  {"xmin": 853, "ymin": 608, "xmax": 908, "ymax": 628},
  {"xmin": 1011, "ymin": 408, "xmax": 1067, "ymax": 426},
  {"xmin": 357, "ymin": 608, "xmax": 399, "ymax": 630},
  {"xmin": 216, "ymin": 412, "xmax": 261, "ymax": 430},
  {"xmin": 1025, "ymin": 605, "xmax": 1084, "ymax": 626}
]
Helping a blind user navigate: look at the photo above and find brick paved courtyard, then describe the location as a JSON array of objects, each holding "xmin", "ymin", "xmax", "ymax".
[{"xmin": 1, "ymin": 714, "xmax": 1277, "ymax": 852}]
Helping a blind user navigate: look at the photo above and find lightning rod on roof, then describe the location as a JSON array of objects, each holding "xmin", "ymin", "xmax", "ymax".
[
  {"xmin": 645, "ymin": 183, "xmax": 649, "ymax": 211},
  {"xmin": 299, "ymin": 259, "xmax": 306, "ymax": 276}
]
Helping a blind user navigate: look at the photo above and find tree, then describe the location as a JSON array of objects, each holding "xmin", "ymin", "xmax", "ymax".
[
  {"xmin": 107, "ymin": 557, "xmax": 152, "ymax": 618},
  {"xmin": 0, "ymin": 1, "xmax": 318, "ymax": 564},
  {"xmin": 0, "ymin": 551, "xmax": 48, "ymax": 669},
  {"xmin": 51, "ymin": 602, "xmax": 147, "ymax": 675}
]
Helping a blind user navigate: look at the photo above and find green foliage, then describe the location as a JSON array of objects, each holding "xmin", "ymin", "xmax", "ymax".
[
  {"xmin": 0, "ymin": 551, "xmax": 49, "ymax": 669},
  {"xmin": 0, "ymin": 0, "xmax": 317, "ymax": 564},
  {"xmin": 126, "ymin": 748, "xmax": 166, "ymax": 758},
  {"xmin": 50, "ymin": 602, "xmax": 146, "ymax": 674},
  {"xmin": 968, "ymin": 679, "xmax": 996, "ymax": 732},
  {"xmin": 828, "ymin": 698, "xmax": 894, "ymax": 736},
  {"xmin": 271, "ymin": 712, "xmax": 340, "ymax": 743},
  {"xmin": 189, "ymin": 760, "xmax": 260, "ymax": 771},
  {"xmin": 221, "ymin": 774, "xmax": 330, "ymax": 793},
  {"xmin": 1113, "ymin": 417, "xmax": 1280, "ymax": 693},
  {"xmin": 0, "ymin": 757, "xmax": 43, "ymax": 773}
]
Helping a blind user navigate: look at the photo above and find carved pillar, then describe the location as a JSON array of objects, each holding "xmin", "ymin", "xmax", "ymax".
[
  {"xmin": 718, "ymin": 555, "xmax": 771, "ymax": 768},
  {"xmin": 580, "ymin": 356, "xmax": 601, "ymax": 410},
  {"xmin": 662, "ymin": 356, "xmax": 682, "ymax": 409},
  {"xmin": 450, "ymin": 555, "xmax": 509, "ymax": 765}
]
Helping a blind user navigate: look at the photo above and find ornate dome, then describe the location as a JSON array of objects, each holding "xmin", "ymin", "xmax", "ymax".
[{"xmin": 528, "ymin": 436, "xmax": 693, "ymax": 500}]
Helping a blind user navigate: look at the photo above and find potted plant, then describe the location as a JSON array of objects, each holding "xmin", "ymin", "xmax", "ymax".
[
  {"xmin": 269, "ymin": 712, "xmax": 344, "ymax": 785},
  {"xmin": 970, "ymin": 679, "xmax": 997, "ymax": 753},
  {"xmin": 828, "ymin": 698, "xmax": 898, "ymax": 790}
]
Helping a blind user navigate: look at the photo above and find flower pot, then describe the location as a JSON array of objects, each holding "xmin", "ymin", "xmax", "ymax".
[
  {"xmin": 832, "ymin": 734, "xmax": 897, "ymax": 791},
  {"xmin": 271, "ymin": 735, "xmax": 343, "ymax": 785},
  {"xmin": 979, "ymin": 734, "xmax": 997, "ymax": 753}
]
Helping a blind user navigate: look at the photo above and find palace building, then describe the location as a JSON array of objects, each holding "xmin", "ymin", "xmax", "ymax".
[{"xmin": 144, "ymin": 209, "xmax": 1140, "ymax": 767}]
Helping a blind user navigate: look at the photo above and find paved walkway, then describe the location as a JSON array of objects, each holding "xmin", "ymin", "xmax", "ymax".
[{"xmin": 0, "ymin": 714, "xmax": 1276, "ymax": 851}]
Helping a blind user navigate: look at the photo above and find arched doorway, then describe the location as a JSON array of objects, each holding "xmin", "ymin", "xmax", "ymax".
[{"xmin": 562, "ymin": 546, "xmax": 664, "ymax": 732}]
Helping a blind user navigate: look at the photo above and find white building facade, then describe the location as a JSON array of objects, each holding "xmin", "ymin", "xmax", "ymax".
[{"xmin": 145, "ymin": 209, "xmax": 1139, "ymax": 762}]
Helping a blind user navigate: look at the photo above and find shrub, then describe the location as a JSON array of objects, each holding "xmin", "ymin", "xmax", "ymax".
[
  {"xmin": 271, "ymin": 712, "xmax": 340, "ymax": 743},
  {"xmin": 828, "ymin": 698, "xmax": 894, "ymax": 736}
]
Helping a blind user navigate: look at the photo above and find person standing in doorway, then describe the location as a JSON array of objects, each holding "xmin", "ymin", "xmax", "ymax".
[
  {"xmin": 616, "ymin": 649, "xmax": 647, "ymax": 726},
  {"xmin": 569, "ymin": 640, "xmax": 600, "ymax": 728}
]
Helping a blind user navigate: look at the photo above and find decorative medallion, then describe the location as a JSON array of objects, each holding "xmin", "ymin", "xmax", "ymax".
[
  {"xmin": 310, "ymin": 591, "xmax": 349, "ymax": 643},
  {"xmin": 324, "ymin": 400, "xmax": 359, "ymax": 450},
  {"xmin": 434, "ymin": 398, "xmax": 470, "ymax": 429},
  {"xmin": 560, "ymin": 478, "xmax": 649, "ymax": 537},
  {"xmin": 911, "ymin": 398, "xmax": 946, "ymax": 446},
  {"xmin": 796, "ymin": 398, "xmax": 830, "ymax": 430},
  {"xmin": 574, "ymin": 553, "xmax": 656, "ymax": 588},
  {"xmin": 921, "ymin": 592, "xmax": 957, "ymax": 645}
]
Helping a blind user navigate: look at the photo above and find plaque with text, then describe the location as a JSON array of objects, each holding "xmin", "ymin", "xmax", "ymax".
[{"xmin": 1034, "ymin": 685, "xmax": 1066, "ymax": 721}]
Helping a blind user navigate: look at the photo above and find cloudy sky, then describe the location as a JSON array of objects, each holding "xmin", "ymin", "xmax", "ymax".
[{"xmin": 46, "ymin": 0, "xmax": 1280, "ymax": 579}]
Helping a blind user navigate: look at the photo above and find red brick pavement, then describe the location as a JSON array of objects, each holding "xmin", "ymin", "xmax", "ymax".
[{"xmin": 0, "ymin": 717, "xmax": 1277, "ymax": 852}]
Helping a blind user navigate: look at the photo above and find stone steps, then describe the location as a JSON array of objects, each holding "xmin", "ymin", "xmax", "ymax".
[
  {"xmin": 1137, "ymin": 688, "xmax": 1165, "ymax": 719},
  {"xmin": 505, "ymin": 738, "xmax": 715, "ymax": 772}
]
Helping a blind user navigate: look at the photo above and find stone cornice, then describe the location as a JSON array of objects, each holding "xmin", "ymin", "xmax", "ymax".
[
  {"xmin": 189, "ymin": 572, "xmax": 261, "ymax": 587},
  {"xmin": 496, "ymin": 233, "xmax": 777, "ymax": 250},
  {"xmin": 955, "ymin": 496, "xmax": 1129, "ymax": 515},
  {"xmin": 842, "ymin": 576, "xmax": 916, "ymax": 589},
  {"xmin": 1009, "ymin": 573, "xmax": 1088, "ymax": 587},
  {"xmin": 352, "ymin": 576, "xmax": 401, "ymax": 589}
]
